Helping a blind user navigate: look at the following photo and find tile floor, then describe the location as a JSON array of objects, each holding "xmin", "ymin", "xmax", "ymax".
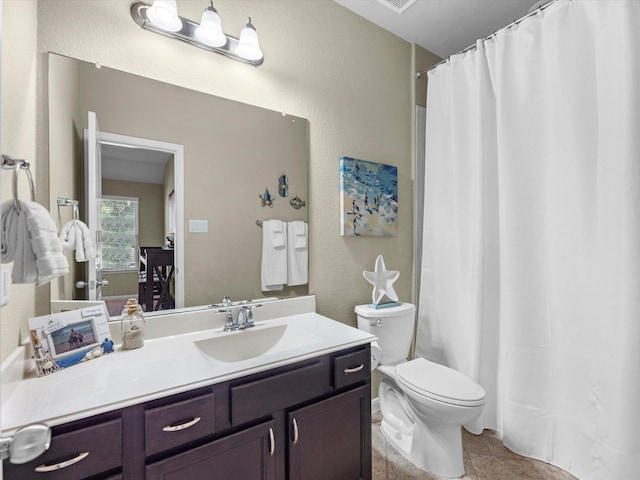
[{"xmin": 371, "ymin": 411, "xmax": 578, "ymax": 480}]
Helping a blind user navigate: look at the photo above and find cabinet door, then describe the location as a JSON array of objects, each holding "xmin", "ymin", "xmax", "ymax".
[
  {"xmin": 146, "ymin": 419, "xmax": 277, "ymax": 480},
  {"xmin": 288, "ymin": 386, "xmax": 371, "ymax": 480}
]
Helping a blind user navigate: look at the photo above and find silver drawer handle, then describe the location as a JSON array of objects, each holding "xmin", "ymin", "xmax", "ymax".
[
  {"xmin": 162, "ymin": 416, "xmax": 201, "ymax": 432},
  {"xmin": 344, "ymin": 364, "xmax": 364, "ymax": 374},
  {"xmin": 269, "ymin": 428, "xmax": 275, "ymax": 456},
  {"xmin": 292, "ymin": 418, "xmax": 299, "ymax": 446},
  {"xmin": 35, "ymin": 452, "xmax": 89, "ymax": 472}
]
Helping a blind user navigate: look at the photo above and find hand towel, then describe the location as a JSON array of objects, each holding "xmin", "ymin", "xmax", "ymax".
[
  {"xmin": 261, "ymin": 219, "xmax": 288, "ymax": 291},
  {"xmin": 1, "ymin": 200, "xmax": 69, "ymax": 285},
  {"xmin": 59, "ymin": 219, "xmax": 96, "ymax": 262},
  {"xmin": 292, "ymin": 220, "xmax": 307, "ymax": 249},
  {"xmin": 269, "ymin": 220, "xmax": 286, "ymax": 248},
  {"xmin": 287, "ymin": 221, "xmax": 308, "ymax": 286}
]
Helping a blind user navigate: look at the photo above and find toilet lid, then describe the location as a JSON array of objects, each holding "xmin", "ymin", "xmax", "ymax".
[{"xmin": 396, "ymin": 358, "xmax": 485, "ymax": 407}]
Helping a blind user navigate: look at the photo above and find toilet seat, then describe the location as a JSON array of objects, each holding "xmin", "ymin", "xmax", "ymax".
[{"xmin": 396, "ymin": 358, "xmax": 485, "ymax": 407}]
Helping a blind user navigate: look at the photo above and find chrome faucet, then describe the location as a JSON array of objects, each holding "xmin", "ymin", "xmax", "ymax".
[{"xmin": 216, "ymin": 301, "xmax": 262, "ymax": 331}]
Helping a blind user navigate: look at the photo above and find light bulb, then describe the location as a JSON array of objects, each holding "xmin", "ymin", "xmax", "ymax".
[
  {"xmin": 235, "ymin": 17, "xmax": 263, "ymax": 61},
  {"xmin": 147, "ymin": 0, "xmax": 182, "ymax": 32},
  {"xmin": 195, "ymin": 2, "xmax": 226, "ymax": 47}
]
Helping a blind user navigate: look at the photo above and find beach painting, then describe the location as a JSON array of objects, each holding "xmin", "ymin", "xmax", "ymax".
[{"xmin": 340, "ymin": 157, "xmax": 398, "ymax": 236}]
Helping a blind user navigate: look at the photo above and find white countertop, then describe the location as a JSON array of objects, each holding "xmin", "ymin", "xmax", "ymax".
[{"xmin": 1, "ymin": 298, "xmax": 375, "ymax": 434}]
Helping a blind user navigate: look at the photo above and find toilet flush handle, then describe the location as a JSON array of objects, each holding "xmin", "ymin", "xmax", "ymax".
[{"xmin": 372, "ymin": 319, "xmax": 383, "ymax": 327}]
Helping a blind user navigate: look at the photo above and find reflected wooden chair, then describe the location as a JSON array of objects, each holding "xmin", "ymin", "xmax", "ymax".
[{"xmin": 138, "ymin": 246, "xmax": 175, "ymax": 312}]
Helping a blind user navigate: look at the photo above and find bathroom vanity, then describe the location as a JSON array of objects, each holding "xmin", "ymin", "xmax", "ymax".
[{"xmin": 1, "ymin": 297, "xmax": 374, "ymax": 479}]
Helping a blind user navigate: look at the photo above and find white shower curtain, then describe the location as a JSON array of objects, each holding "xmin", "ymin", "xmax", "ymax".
[{"xmin": 417, "ymin": 1, "xmax": 640, "ymax": 479}]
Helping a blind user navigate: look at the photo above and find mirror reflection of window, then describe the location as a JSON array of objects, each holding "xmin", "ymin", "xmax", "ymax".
[{"xmin": 101, "ymin": 196, "xmax": 139, "ymax": 271}]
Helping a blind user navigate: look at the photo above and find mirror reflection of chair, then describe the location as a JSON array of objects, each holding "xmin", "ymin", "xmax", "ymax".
[{"xmin": 138, "ymin": 246, "xmax": 175, "ymax": 312}]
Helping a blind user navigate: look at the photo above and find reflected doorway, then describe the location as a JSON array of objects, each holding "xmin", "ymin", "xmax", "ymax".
[{"xmin": 83, "ymin": 114, "xmax": 184, "ymax": 314}]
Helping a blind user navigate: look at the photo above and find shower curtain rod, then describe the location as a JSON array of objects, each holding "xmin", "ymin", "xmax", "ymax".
[{"xmin": 416, "ymin": 0, "xmax": 561, "ymax": 78}]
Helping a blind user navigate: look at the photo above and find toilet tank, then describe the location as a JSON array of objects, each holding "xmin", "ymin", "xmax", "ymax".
[{"xmin": 355, "ymin": 303, "xmax": 416, "ymax": 364}]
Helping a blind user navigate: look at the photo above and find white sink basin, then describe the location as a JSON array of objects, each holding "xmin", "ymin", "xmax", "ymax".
[{"xmin": 194, "ymin": 322, "xmax": 323, "ymax": 363}]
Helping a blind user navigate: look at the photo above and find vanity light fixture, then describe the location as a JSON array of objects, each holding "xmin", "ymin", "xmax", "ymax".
[{"xmin": 131, "ymin": 1, "xmax": 263, "ymax": 66}]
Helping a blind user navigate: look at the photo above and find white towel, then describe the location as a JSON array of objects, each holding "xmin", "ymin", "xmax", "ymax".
[
  {"xmin": 1, "ymin": 200, "xmax": 69, "ymax": 285},
  {"xmin": 292, "ymin": 220, "xmax": 307, "ymax": 249},
  {"xmin": 261, "ymin": 220, "xmax": 288, "ymax": 291},
  {"xmin": 59, "ymin": 220, "xmax": 95, "ymax": 262},
  {"xmin": 287, "ymin": 221, "xmax": 308, "ymax": 286},
  {"xmin": 269, "ymin": 220, "xmax": 286, "ymax": 248},
  {"xmin": 1, "ymin": 200, "xmax": 36, "ymax": 281}
]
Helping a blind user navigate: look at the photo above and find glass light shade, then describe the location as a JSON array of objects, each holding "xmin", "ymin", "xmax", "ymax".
[
  {"xmin": 235, "ymin": 18, "xmax": 263, "ymax": 61},
  {"xmin": 147, "ymin": 0, "xmax": 182, "ymax": 32},
  {"xmin": 195, "ymin": 5, "xmax": 226, "ymax": 47}
]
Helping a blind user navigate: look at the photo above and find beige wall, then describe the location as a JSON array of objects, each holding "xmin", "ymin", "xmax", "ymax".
[
  {"xmin": 1, "ymin": 0, "xmax": 38, "ymax": 361},
  {"xmin": 47, "ymin": 51, "xmax": 83, "ymax": 303},
  {"xmin": 415, "ymin": 45, "xmax": 443, "ymax": 108},
  {"xmin": 1, "ymin": 0, "xmax": 423, "ymax": 363}
]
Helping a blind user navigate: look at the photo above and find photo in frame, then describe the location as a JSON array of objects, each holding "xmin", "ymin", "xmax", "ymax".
[
  {"xmin": 339, "ymin": 157, "xmax": 398, "ymax": 236},
  {"xmin": 28, "ymin": 304, "xmax": 111, "ymax": 373}
]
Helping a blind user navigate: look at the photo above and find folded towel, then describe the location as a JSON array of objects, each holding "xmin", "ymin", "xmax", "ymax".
[
  {"xmin": 287, "ymin": 221, "xmax": 308, "ymax": 286},
  {"xmin": 269, "ymin": 220, "xmax": 286, "ymax": 248},
  {"xmin": 291, "ymin": 220, "xmax": 307, "ymax": 249},
  {"xmin": 1, "ymin": 200, "xmax": 69, "ymax": 285},
  {"xmin": 261, "ymin": 220, "xmax": 288, "ymax": 291},
  {"xmin": 59, "ymin": 220, "xmax": 95, "ymax": 262}
]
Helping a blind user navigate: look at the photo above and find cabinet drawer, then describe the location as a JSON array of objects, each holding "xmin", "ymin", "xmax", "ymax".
[
  {"xmin": 333, "ymin": 347, "xmax": 370, "ymax": 389},
  {"xmin": 3, "ymin": 418, "xmax": 122, "ymax": 480},
  {"xmin": 145, "ymin": 392, "xmax": 215, "ymax": 456},
  {"xmin": 231, "ymin": 362, "xmax": 326, "ymax": 425}
]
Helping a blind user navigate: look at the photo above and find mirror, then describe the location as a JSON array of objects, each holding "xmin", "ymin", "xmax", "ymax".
[{"xmin": 48, "ymin": 53, "xmax": 309, "ymax": 317}]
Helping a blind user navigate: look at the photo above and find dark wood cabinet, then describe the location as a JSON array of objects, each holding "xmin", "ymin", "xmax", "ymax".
[
  {"xmin": 4, "ymin": 345, "xmax": 371, "ymax": 480},
  {"xmin": 146, "ymin": 419, "xmax": 277, "ymax": 480},
  {"xmin": 288, "ymin": 386, "xmax": 371, "ymax": 480}
]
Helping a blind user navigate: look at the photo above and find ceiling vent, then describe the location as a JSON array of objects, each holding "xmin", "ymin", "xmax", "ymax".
[{"xmin": 376, "ymin": 0, "xmax": 418, "ymax": 14}]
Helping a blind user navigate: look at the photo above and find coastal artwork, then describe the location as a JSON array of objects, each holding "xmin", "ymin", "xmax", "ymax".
[{"xmin": 339, "ymin": 157, "xmax": 398, "ymax": 236}]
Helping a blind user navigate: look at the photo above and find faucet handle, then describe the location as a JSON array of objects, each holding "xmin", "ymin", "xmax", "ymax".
[
  {"xmin": 222, "ymin": 296, "xmax": 232, "ymax": 307},
  {"xmin": 239, "ymin": 306, "xmax": 255, "ymax": 329}
]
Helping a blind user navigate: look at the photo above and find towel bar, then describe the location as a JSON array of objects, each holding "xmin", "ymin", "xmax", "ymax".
[
  {"xmin": 57, "ymin": 197, "xmax": 80, "ymax": 221},
  {"xmin": 1, "ymin": 154, "xmax": 35, "ymax": 213}
]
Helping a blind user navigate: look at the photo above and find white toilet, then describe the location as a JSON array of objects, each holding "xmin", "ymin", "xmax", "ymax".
[{"xmin": 356, "ymin": 303, "xmax": 485, "ymax": 479}]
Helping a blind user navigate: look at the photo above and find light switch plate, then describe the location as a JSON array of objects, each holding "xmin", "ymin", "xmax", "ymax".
[{"xmin": 189, "ymin": 219, "xmax": 209, "ymax": 233}]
